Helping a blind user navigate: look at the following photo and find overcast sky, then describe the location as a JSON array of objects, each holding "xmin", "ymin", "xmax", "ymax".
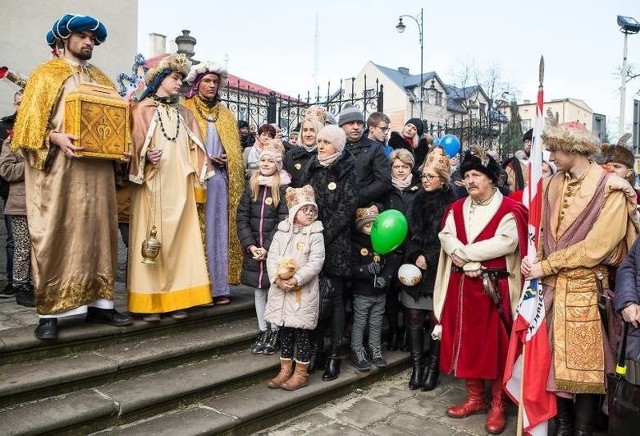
[{"xmin": 138, "ymin": 0, "xmax": 640, "ymax": 138}]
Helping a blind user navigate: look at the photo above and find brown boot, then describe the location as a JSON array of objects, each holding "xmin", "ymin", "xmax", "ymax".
[
  {"xmin": 485, "ymin": 379, "xmax": 506, "ymax": 434},
  {"xmin": 266, "ymin": 358, "xmax": 294, "ymax": 389},
  {"xmin": 281, "ymin": 361, "xmax": 309, "ymax": 391},
  {"xmin": 446, "ymin": 378, "xmax": 487, "ymax": 418}
]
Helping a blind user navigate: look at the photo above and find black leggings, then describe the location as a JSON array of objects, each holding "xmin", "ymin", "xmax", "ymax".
[{"xmin": 280, "ymin": 327, "xmax": 312, "ymax": 363}]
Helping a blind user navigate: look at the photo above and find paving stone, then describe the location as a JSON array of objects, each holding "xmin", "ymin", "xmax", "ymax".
[
  {"xmin": 371, "ymin": 386, "xmax": 416, "ymax": 406},
  {"xmin": 305, "ymin": 421, "xmax": 369, "ymax": 436},
  {"xmin": 387, "ymin": 413, "xmax": 459, "ymax": 436},
  {"xmin": 368, "ymin": 421, "xmax": 414, "ymax": 436},
  {"xmin": 337, "ymin": 397, "xmax": 396, "ymax": 429},
  {"xmin": 396, "ymin": 395, "xmax": 449, "ymax": 418}
]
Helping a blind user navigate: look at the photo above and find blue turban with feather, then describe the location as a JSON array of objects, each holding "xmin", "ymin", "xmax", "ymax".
[{"xmin": 46, "ymin": 14, "xmax": 107, "ymax": 48}]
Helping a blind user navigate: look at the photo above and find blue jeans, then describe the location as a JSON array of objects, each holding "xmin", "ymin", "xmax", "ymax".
[{"xmin": 350, "ymin": 293, "xmax": 386, "ymax": 350}]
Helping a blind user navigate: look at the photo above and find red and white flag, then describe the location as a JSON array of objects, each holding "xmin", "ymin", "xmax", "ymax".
[{"xmin": 503, "ymin": 56, "xmax": 556, "ymax": 436}]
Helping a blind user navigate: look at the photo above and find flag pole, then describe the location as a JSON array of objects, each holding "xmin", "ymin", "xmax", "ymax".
[
  {"xmin": 517, "ymin": 345, "xmax": 525, "ymax": 436},
  {"xmin": 516, "ymin": 55, "xmax": 545, "ymax": 436}
]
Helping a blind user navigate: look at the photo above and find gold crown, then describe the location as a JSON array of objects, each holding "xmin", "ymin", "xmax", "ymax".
[
  {"xmin": 285, "ymin": 185, "xmax": 316, "ymax": 209},
  {"xmin": 304, "ymin": 105, "xmax": 327, "ymax": 124},
  {"xmin": 145, "ymin": 54, "xmax": 191, "ymax": 86}
]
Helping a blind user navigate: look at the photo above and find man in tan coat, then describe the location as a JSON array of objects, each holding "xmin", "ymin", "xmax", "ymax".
[{"xmin": 522, "ymin": 121, "xmax": 639, "ymax": 435}]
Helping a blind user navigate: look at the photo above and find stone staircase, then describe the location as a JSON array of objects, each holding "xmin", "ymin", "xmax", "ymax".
[{"xmin": 0, "ymin": 286, "xmax": 409, "ymax": 435}]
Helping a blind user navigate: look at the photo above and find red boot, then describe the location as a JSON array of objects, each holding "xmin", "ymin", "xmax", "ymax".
[
  {"xmin": 485, "ymin": 379, "xmax": 506, "ymax": 434},
  {"xmin": 446, "ymin": 378, "xmax": 487, "ymax": 418}
]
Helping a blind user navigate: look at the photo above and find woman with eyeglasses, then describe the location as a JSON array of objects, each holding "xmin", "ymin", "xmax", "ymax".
[
  {"xmin": 302, "ymin": 125, "xmax": 359, "ymax": 381},
  {"xmin": 381, "ymin": 149, "xmax": 421, "ymax": 353},
  {"xmin": 403, "ymin": 147, "xmax": 457, "ymax": 391}
]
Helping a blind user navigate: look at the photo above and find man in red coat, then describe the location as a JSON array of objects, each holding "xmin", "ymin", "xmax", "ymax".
[{"xmin": 432, "ymin": 146, "xmax": 527, "ymax": 434}]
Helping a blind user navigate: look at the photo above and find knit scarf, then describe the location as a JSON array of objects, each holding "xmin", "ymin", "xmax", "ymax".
[
  {"xmin": 259, "ymin": 169, "xmax": 291, "ymax": 186},
  {"xmin": 318, "ymin": 151, "xmax": 341, "ymax": 167},
  {"xmin": 392, "ymin": 173, "xmax": 413, "ymax": 190}
]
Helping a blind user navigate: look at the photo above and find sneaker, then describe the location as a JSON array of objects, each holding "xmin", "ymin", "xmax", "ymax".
[
  {"xmin": 143, "ymin": 313, "xmax": 161, "ymax": 322},
  {"xmin": 349, "ymin": 347, "xmax": 371, "ymax": 371},
  {"xmin": 0, "ymin": 283, "xmax": 15, "ymax": 298},
  {"xmin": 251, "ymin": 330, "xmax": 268, "ymax": 354},
  {"xmin": 263, "ymin": 329, "xmax": 280, "ymax": 355},
  {"xmin": 368, "ymin": 346, "xmax": 387, "ymax": 368}
]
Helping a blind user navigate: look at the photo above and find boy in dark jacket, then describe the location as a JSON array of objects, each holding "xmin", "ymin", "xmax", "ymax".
[{"xmin": 349, "ymin": 205, "xmax": 394, "ymax": 371}]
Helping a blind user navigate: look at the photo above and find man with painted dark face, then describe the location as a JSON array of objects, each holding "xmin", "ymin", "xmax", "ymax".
[
  {"xmin": 183, "ymin": 61, "xmax": 245, "ymax": 305},
  {"xmin": 503, "ymin": 128, "xmax": 532, "ymax": 192},
  {"xmin": 12, "ymin": 14, "xmax": 134, "ymax": 340},
  {"xmin": 433, "ymin": 146, "xmax": 527, "ymax": 434},
  {"xmin": 338, "ymin": 104, "xmax": 391, "ymax": 207}
]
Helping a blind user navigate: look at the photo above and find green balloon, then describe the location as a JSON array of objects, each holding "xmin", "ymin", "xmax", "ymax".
[{"xmin": 370, "ymin": 209, "xmax": 408, "ymax": 255}]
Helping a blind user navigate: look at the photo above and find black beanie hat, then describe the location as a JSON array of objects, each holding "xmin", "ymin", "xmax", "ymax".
[
  {"xmin": 406, "ymin": 118, "xmax": 424, "ymax": 137},
  {"xmin": 523, "ymin": 128, "xmax": 533, "ymax": 142}
]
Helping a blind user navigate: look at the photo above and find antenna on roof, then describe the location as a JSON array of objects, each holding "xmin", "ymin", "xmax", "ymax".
[{"xmin": 313, "ymin": 12, "xmax": 319, "ymax": 92}]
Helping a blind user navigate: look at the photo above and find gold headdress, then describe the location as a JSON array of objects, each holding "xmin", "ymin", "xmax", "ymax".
[
  {"xmin": 423, "ymin": 147, "xmax": 451, "ymax": 182},
  {"xmin": 145, "ymin": 54, "xmax": 191, "ymax": 86}
]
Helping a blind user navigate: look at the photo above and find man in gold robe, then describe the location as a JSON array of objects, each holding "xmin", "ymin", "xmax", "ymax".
[
  {"xmin": 12, "ymin": 14, "xmax": 133, "ymax": 340},
  {"xmin": 128, "ymin": 54, "xmax": 213, "ymax": 321},
  {"xmin": 522, "ymin": 121, "xmax": 639, "ymax": 435},
  {"xmin": 183, "ymin": 62, "xmax": 244, "ymax": 305}
]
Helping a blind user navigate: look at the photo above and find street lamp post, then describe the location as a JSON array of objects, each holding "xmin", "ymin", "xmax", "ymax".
[
  {"xmin": 617, "ymin": 15, "xmax": 640, "ymax": 136},
  {"xmin": 396, "ymin": 8, "xmax": 424, "ymax": 122}
]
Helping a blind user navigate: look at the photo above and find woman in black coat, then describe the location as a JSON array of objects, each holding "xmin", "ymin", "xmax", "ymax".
[
  {"xmin": 381, "ymin": 149, "xmax": 421, "ymax": 351},
  {"xmin": 403, "ymin": 148, "xmax": 457, "ymax": 391},
  {"xmin": 302, "ymin": 125, "xmax": 359, "ymax": 381}
]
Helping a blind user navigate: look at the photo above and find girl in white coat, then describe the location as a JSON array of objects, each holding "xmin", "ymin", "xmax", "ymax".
[{"xmin": 264, "ymin": 185, "xmax": 325, "ymax": 390}]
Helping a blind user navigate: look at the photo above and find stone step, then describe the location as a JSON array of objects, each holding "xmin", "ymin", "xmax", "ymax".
[
  {"xmin": 0, "ymin": 348, "xmax": 280, "ymax": 435},
  {"xmin": 0, "ymin": 317, "xmax": 258, "ymax": 408},
  {"xmin": 0, "ymin": 286, "xmax": 256, "ymax": 365},
  {"xmin": 94, "ymin": 350, "xmax": 410, "ymax": 435}
]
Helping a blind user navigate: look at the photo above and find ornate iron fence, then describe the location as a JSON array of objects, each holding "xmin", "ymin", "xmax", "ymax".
[
  {"xmin": 219, "ymin": 76, "xmax": 383, "ymax": 138},
  {"xmin": 423, "ymin": 115, "xmax": 506, "ymax": 156}
]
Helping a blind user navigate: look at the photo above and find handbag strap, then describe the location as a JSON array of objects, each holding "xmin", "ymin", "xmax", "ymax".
[{"xmin": 617, "ymin": 322, "xmax": 630, "ymax": 376}]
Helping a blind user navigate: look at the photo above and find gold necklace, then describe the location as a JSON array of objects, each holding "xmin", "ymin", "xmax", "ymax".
[{"xmin": 194, "ymin": 97, "xmax": 220, "ymax": 122}]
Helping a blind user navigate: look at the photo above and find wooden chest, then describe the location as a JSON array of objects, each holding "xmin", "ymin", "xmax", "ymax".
[{"xmin": 64, "ymin": 83, "xmax": 131, "ymax": 160}]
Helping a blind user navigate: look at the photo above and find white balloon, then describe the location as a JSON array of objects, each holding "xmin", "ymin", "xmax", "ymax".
[{"xmin": 398, "ymin": 263, "xmax": 422, "ymax": 287}]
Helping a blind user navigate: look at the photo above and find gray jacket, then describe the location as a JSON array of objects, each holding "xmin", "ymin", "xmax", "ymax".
[
  {"xmin": 0, "ymin": 140, "xmax": 26, "ymax": 216},
  {"xmin": 264, "ymin": 219, "xmax": 325, "ymax": 330}
]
